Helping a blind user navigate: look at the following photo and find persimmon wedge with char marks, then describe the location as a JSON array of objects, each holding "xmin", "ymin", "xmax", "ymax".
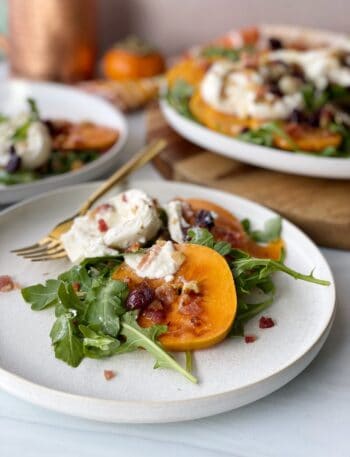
[
  {"xmin": 184, "ymin": 198, "xmax": 283, "ymax": 260},
  {"xmin": 113, "ymin": 243, "xmax": 237, "ymax": 351}
]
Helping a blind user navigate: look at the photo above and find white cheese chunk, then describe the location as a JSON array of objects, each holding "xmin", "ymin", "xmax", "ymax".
[
  {"xmin": 165, "ymin": 200, "xmax": 189, "ymax": 243},
  {"xmin": 124, "ymin": 241, "xmax": 185, "ymax": 280}
]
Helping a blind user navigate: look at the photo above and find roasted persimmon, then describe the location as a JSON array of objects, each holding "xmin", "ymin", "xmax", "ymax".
[
  {"xmin": 275, "ymin": 126, "xmax": 342, "ymax": 152},
  {"xmin": 166, "ymin": 58, "xmax": 207, "ymax": 89},
  {"xmin": 189, "ymin": 90, "xmax": 262, "ymax": 135},
  {"xmin": 51, "ymin": 121, "xmax": 119, "ymax": 151},
  {"xmin": 113, "ymin": 243, "xmax": 237, "ymax": 351},
  {"xmin": 184, "ymin": 198, "xmax": 283, "ymax": 260},
  {"xmin": 102, "ymin": 36, "xmax": 165, "ymax": 81}
]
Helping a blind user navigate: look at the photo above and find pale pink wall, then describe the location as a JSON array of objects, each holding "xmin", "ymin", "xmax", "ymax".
[{"xmin": 98, "ymin": 0, "xmax": 349, "ymax": 54}]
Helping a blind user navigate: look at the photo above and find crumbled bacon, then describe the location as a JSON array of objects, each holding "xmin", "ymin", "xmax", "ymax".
[
  {"xmin": 121, "ymin": 193, "xmax": 128, "ymax": 203},
  {"xmin": 143, "ymin": 300, "xmax": 166, "ymax": 324},
  {"xmin": 259, "ymin": 316, "xmax": 275, "ymax": 329},
  {"xmin": 155, "ymin": 284, "xmax": 176, "ymax": 307},
  {"xmin": 0, "ymin": 275, "xmax": 15, "ymax": 292},
  {"xmin": 212, "ymin": 225, "xmax": 246, "ymax": 248},
  {"xmin": 244, "ymin": 335, "xmax": 257, "ymax": 344},
  {"xmin": 72, "ymin": 282, "xmax": 80, "ymax": 292},
  {"xmin": 96, "ymin": 203, "xmax": 113, "ymax": 212},
  {"xmin": 178, "ymin": 294, "xmax": 202, "ymax": 316},
  {"xmin": 97, "ymin": 218, "xmax": 109, "ymax": 232},
  {"xmin": 104, "ymin": 370, "xmax": 116, "ymax": 380},
  {"xmin": 125, "ymin": 242, "xmax": 141, "ymax": 253}
]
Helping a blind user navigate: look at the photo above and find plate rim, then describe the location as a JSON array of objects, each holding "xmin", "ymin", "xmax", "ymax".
[
  {"xmin": 0, "ymin": 79, "xmax": 128, "ymax": 196},
  {"xmin": 0, "ymin": 180, "xmax": 336, "ymax": 421},
  {"xmin": 160, "ymin": 98, "xmax": 350, "ymax": 179}
]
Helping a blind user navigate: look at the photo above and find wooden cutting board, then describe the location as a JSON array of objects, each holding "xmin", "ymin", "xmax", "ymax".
[{"xmin": 146, "ymin": 102, "xmax": 350, "ymax": 250}]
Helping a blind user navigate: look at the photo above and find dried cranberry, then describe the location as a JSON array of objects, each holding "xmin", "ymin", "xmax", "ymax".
[
  {"xmin": 268, "ymin": 83, "xmax": 283, "ymax": 97},
  {"xmin": 97, "ymin": 218, "xmax": 108, "ymax": 232},
  {"xmin": 269, "ymin": 37, "xmax": 283, "ymax": 50},
  {"xmin": 9, "ymin": 145, "xmax": 16, "ymax": 155},
  {"xmin": 259, "ymin": 316, "xmax": 275, "ymax": 329},
  {"xmin": 244, "ymin": 335, "xmax": 257, "ymax": 344},
  {"xmin": 289, "ymin": 109, "xmax": 304, "ymax": 124},
  {"xmin": 195, "ymin": 210, "xmax": 215, "ymax": 229},
  {"xmin": 6, "ymin": 154, "xmax": 21, "ymax": 173},
  {"xmin": 126, "ymin": 282, "xmax": 155, "ymax": 310}
]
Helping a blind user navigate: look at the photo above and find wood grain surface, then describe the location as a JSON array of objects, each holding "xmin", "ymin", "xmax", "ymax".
[{"xmin": 146, "ymin": 102, "xmax": 350, "ymax": 249}]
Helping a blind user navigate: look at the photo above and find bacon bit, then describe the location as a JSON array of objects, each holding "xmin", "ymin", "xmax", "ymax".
[
  {"xmin": 121, "ymin": 193, "xmax": 128, "ymax": 203},
  {"xmin": 155, "ymin": 283, "xmax": 176, "ymax": 307},
  {"xmin": 72, "ymin": 282, "xmax": 81, "ymax": 292},
  {"xmin": 97, "ymin": 203, "xmax": 114, "ymax": 212},
  {"xmin": 104, "ymin": 370, "xmax": 116, "ymax": 380},
  {"xmin": 137, "ymin": 243, "xmax": 162, "ymax": 270},
  {"xmin": 244, "ymin": 335, "xmax": 257, "ymax": 344},
  {"xmin": 0, "ymin": 275, "xmax": 15, "ymax": 292},
  {"xmin": 178, "ymin": 294, "xmax": 202, "ymax": 316},
  {"xmin": 98, "ymin": 218, "xmax": 109, "ymax": 232},
  {"xmin": 259, "ymin": 316, "xmax": 275, "ymax": 329},
  {"xmin": 125, "ymin": 242, "xmax": 141, "ymax": 253}
]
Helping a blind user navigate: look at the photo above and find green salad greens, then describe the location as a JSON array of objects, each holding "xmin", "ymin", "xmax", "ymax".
[{"xmin": 22, "ymin": 217, "xmax": 329, "ymax": 383}]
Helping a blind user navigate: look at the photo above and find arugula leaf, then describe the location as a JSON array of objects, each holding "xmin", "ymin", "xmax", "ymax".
[
  {"xmin": 27, "ymin": 98, "xmax": 40, "ymax": 120},
  {"xmin": 120, "ymin": 312, "xmax": 197, "ymax": 383},
  {"xmin": 50, "ymin": 312, "xmax": 83, "ymax": 367},
  {"xmin": 201, "ymin": 46, "xmax": 241, "ymax": 61},
  {"xmin": 57, "ymin": 282, "xmax": 84, "ymax": 313},
  {"xmin": 21, "ymin": 279, "xmax": 61, "ymax": 310},
  {"xmin": 187, "ymin": 227, "xmax": 231, "ymax": 255},
  {"xmin": 58, "ymin": 265, "xmax": 92, "ymax": 291},
  {"xmin": 248, "ymin": 217, "xmax": 282, "ymax": 243},
  {"xmin": 238, "ymin": 122, "xmax": 298, "ymax": 150},
  {"xmin": 166, "ymin": 80, "xmax": 196, "ymax": 120},
  {"xmin": 230, "ymin": 251, "xmax": 330, "ymax": 292},
  {"xmin": 230, "ymin": 297, "xmax": 274, "ymax": 337},
  {"xmin": 79, "ymin": 325, "xmax": 121, "ymax": 358},
  {"xmin": 86, "ymin": 279, "xmax": 128, "ymax": 337},
  {"xmin": 0, "ymin": 169, "xmax": 38, "ymax": 185}
]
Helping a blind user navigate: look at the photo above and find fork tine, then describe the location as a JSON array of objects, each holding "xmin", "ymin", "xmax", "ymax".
[
  {"xmin": 17, "ymin": 240, "xmax": 62, "ymax": 256},
  {"xmin": 11, "ymin": 242, "xmax": 49, "ymax": 254},
  {"xmin": 30, "ymin": 252, "xmax": 68, "ymax": 262},
  {"xmin": 23, "ymin": 247, "xmax": 66, "ymax": 260}
]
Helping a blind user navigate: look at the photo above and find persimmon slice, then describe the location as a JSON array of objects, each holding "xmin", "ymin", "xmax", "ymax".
[
  {"xmin": 113, "ymin": 244, "xmax": 237, "ymax": 351},
  {"xmin": 184, "ymin": 198, "xmax": 283, "ymax": 260}
]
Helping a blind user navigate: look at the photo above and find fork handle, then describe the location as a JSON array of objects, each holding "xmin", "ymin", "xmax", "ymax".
[{"xmin": 78, "ymin": 139, "xmax": 167, "ymax": 215}]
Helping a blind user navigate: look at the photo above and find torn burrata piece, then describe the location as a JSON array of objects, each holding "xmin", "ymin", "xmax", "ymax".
[
  {"xmin": 61, "ymin": 189, "xmax": 162, "ymax": 263},
  {"xmin": 124, "ymin": 241, "xmax": 185, "ymax": 281}
]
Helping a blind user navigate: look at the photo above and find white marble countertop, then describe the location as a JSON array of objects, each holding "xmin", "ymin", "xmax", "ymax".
[{"xmin": 1, "ymin": 113, "xmax": 350, "ymax": 457}]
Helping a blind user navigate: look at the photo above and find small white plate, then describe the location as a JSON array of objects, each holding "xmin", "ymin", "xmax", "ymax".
[
  {"xmin": 0, "ymin": 181, "xmax": 335, "ymax": 423},
  {"xmin": 0, "ymin": 80, "xmax": 128, "ymax": 204},
  {"xmin": 161, "ymin": 99, "xmax": 350, "ymax": 179}
]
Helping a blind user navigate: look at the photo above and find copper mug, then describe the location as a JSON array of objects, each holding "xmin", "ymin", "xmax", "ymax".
[{"xmin": 8, "ymin": 0, "xmax": 97, "ymax": 82}]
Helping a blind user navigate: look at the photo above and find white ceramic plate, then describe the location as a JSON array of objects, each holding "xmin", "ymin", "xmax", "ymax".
[
  {"xmin": 0, "ymin": 181, "xmax": 335, "ymax": 423},
  {"xmin": 0, "ymin": 80, "xmax": 128, "ymax": 204},
  {"xmin": 161, "ymin": 99, "xmax": 350, "ymax": 179}
]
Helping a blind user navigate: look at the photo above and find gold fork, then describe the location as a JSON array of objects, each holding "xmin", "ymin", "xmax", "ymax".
[{"xmin": 12, "ymin": 139, "xmax": 167, "ymax": 261}]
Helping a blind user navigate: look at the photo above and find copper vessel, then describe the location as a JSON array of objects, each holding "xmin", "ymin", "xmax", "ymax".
[{"xmin": 9, "ymin": 0, "xmax": 97, "ymax": 82}]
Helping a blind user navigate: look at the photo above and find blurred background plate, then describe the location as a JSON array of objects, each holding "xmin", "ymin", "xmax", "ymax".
[
  {"xmin": 0, "ymin": 79, "xmax": 128, "ymax": 204},
  {"xmin": 161, "ymin": 99, "xmax": 350, "ymax": 179}
]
